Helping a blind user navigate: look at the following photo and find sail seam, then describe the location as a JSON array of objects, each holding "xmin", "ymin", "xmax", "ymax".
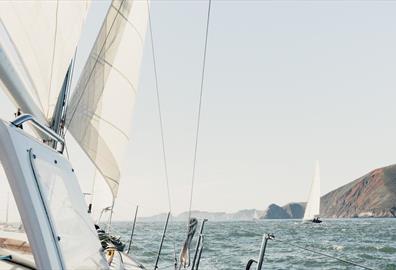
[
  {"xmin": 113, "ymin": 5, "xmax": 145, "ymax": 47},
  {"xmin": 98, "ymin": 57, "xmax": 138, "ymax": 95},
  {"xmin": 92, "ymin": 112, "xmax": 130, "ymax": 140}
]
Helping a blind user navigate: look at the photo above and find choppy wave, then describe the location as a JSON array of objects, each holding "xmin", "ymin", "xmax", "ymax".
[{"xmin": 113, "ymin": 219, "xmax": 396, "ymax": 269}]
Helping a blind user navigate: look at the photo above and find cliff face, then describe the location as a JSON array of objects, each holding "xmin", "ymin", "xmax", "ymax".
[
  {"xmin": 283, "ymin": 202, "xmax": 305, "ymax": 218},
  {"xmin": 262, "ymin": 203, "xmax": 305, "ymax": 219},
  {"xmin": 262, "ymin": 204, "xmax": 290, "ymax": 219},
  {"xmin": 321, "ymin": 164, "xmax": 396, "ymax": 218}
]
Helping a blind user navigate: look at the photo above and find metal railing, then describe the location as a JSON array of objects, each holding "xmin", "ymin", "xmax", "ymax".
[{"xmin": 11, "ymin": 114, "xmax": 65, "ymax": 153}]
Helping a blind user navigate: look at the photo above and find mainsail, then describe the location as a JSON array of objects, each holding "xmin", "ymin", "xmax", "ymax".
[
  {"xmin": 303, "ymin": 161, "xmax": 321, "ymax": 220},
  {"xmin": 0, "ymin": 1, "xmax": 91, "ymax": 120},
  {"xmin": 65, "ymin": 0, "xmax": 148, "ymax": 198}
]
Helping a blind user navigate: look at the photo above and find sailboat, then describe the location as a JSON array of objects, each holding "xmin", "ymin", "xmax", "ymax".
[
  {"xmin": 253, "ymin": 210, "xmax": 260, "ymax": 221},
  {"xmin": 0, "ymin": 0, "xmax": 149, "ymax": 269},
  {"xmin": 303, "ymin": 161, "xmax": 322, "ymax": 223}
]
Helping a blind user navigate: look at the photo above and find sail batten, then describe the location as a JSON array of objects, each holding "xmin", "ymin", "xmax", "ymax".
[
  {"xmin": 303, "ymin": 161, "xmax": 321, "ymax": 221},
  {"xmin": 66, "ymin": 0, "xmax": 148, "ymax": 198}
]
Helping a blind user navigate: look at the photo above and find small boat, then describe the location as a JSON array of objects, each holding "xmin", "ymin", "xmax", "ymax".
[
  {"xmin": 253, "ymin": 210, "xmax": 260, "ymax": 221},
  {"xmin": 303, "ymin": 161, "xmax": 322, "ymax": 223},
  {"xmin": 312, "ymin": 217, "xmax": 322, "ymax": 223}
]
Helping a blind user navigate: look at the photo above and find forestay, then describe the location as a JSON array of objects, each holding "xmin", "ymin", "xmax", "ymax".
[
  {"xmin": 0, "ymin": 0, "xmax": 90, "ymax": 120},
  {"xmin": 303, "ymin": 161, "xmax": 321, "ymax": 220},
  {"xmin": 66, "ymin": 0, "xmax": 148, "ymax": 198}
]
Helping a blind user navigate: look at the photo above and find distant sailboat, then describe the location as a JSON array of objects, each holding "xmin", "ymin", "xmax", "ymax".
[
  {"xmin": 303, "ymin": 161, "xmax": 322, "ymax": 223},
  {"xmin": 253, "ymin": 210, "xmax": 260, "ymax": 220}
]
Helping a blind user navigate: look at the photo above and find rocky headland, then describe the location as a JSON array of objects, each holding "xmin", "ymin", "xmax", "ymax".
[{"xmin": 320, "ymin": 164, "xmax": 396, "ymax": 218}]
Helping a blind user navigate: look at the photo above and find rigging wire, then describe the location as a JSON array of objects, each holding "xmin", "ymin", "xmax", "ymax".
[
  {"xmin": 239, "ymin": 228, "xmax": 375, "ymax": 270},
  {"xmin": 146, "ymin": 0, "xmax": 173, "ymax": 218},
  {"xmin": 275, "ymin": 238, "xmax": 375, "ymax": 270},
  {"xmin": 187, "ymin": 0, "xmax": 212, "ymax": 222},
  {"xmin": 146, "ymin": 0, "xmax": 177, "ymax": 265}
]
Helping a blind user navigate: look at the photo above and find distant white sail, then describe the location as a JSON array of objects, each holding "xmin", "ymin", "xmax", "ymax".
[
  {"xmin": 66, "ymin": 0, "xmax": 148, "ymax": 198},
  {"xmin": 0, "ymin": 0, "xmax": 90, "ymax": 119},
  {"xmin": 303, "ymin": 161, "xmax": 321, "ymax": 220}
]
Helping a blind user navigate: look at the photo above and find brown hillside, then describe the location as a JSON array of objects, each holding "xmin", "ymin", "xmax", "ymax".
[{"xmin": 321, "ymin": 164, "xmax": 396, "ymax": 218}]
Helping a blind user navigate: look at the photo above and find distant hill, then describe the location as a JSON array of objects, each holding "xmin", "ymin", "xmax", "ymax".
[
  {"xmin": 262, "ymin": 164, "xmax": 396, "ymax": 219},
  {"xmin": 140, "ymin": 164, "xmax": 396, "ymax": 221},
  {"xmin": 176, "ymin": 211, "xmax": 229, "ymax": 221},
  {"xmin": 140, "ymin": 209, "xmax": 265, "ymax": 222},
  {"xmin": 321, "ymin": 164, "xmax": 396, "ymax": 218}
]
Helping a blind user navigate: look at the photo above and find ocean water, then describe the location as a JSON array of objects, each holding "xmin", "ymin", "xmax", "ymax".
[{"xmin": 113, "ymin": 219, "xmax": 396, "ymax": 270}]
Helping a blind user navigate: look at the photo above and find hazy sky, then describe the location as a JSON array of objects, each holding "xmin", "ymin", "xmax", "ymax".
[{"xmin": 2, "ymin": 0, "xmax": 396, "ymax": 221}]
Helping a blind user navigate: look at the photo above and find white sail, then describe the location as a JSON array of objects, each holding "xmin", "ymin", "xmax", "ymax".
[
  {"xmin": 66, "ymin": 0, "xmax": 148, "ymax": 198},
  {"xmin": 303, "ymin": 161, "xmax": 321, "ymax": 220},
  {"xmin": 0, "ymin": 0, "xmax": 90, "ymax": 120}
]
